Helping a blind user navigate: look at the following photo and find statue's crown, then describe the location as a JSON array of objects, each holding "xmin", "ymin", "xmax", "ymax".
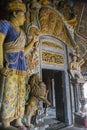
[{"xmin": 8, "ymin": 0, "xmax": 26, "ymax": 12}]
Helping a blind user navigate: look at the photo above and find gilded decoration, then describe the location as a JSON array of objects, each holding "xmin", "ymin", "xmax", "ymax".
[
  {"xmin": 42, "ymin": 41, "xmax": 63, "ymax": 50},
  {"xmin": 27, "ymin": 6, "xmax": 75, "ymax": 50},
  {"xmin": 38, "ymin": 7, "xmax": 75, "ymax": 50},
  {"xmin": 42, "ymin": 50, "xmax": 64, "ymax": 65}
]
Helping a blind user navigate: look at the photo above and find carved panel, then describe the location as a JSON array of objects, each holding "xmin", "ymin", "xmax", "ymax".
[
  {"xmin": 42, "ymin": 50, "xmax": 64, "ymax": 65},
  {"xmin": 42, "ymin": 41, "xmax": 63, "ymax": 50},
  {"xmin": 38, "ymin": 7, "xmax": 74, "ymax": 50}
]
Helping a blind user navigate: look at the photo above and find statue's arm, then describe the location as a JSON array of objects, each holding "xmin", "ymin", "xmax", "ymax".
[
  {"xmin": 70, "ymin": 61, "xmax": 74, "ymax": 70},
  {"xmin": 78, "ymin": 59, "xmax": 85, "ymax": 71},
  {"xmin": 79, "ymin": 59, "xmax": 85, "ymax": 66},
  {"xmin": 0, "ymin": 32, "xmax": 6, "ymax": 70},
  {"xmin": 24, "ymin": 36, "xmax": 38, "ymax": 56},
  {"xmin": 69, "ymin": 62, "xmax": 74, "ymax": 77}
]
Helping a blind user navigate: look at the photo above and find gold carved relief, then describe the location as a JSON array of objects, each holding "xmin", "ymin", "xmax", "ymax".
[
  {"xmin": 42, "ymin": 41, "xmax": 63, "ymax": 50},
  {"xmin": 27, "ymin": 6, "xmax": 74, "ymax": 50},
  {"xmin": 42, "ymin": 50, "xmax": 64, "ymax": 65},
  {"xmin": 38, "ymin": 7, "xmax": 74, "ymax": 50},
  {"xmin": 39, "ymin": 7, "xmax": 63, "ymax": 35}
]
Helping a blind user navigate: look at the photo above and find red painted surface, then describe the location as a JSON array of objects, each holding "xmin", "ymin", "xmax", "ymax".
[
  {"xmin": 75, "ymin": 113, "xmax": 87, "ymax": 128},
  {"xmin": 84, "ymin": 117, "xmax": 87, "ymax": 128}
]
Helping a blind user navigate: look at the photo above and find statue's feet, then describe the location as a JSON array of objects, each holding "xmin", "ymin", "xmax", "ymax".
[
  {"xmin": 29, "ymin": 124, "xmax": 34, "ymax": 128},
  {"xmin": 2, "ymin": 119, "xmax": 10, "ymax": 128},
  {"xmin": 1, "ymin": 125, "xmax": 18, "ymax": 130},
  {"xmin": 15, "ymin": 118, "xmax": 27, "ymax": 130},
  {"xmin": 17, "ymin": 125, "xmax": 27, "ymax": 130}
]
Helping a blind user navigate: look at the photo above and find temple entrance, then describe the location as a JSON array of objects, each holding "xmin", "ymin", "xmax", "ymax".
[
  {"xmin": 39, "ymin": 35, "xmax": 72, "ymax": 127},
  {"xmin": 42, "ymin": 69, "xmax": 65, "ymax": 123}
]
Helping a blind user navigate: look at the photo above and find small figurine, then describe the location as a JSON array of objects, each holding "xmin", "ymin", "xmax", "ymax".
[{"xmin": 70, "ymin": 54, "xmax": 85, "ymax": 79}]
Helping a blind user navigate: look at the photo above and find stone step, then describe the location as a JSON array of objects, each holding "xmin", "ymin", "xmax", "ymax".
[{"xmin": 46, "ymin": 122, "xmax": 66, "ymax": 130}]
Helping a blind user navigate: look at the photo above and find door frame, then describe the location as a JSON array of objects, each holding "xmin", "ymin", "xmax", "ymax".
[{"xmin": 39, "ymin": 35, "xmax": 72, "ymax": 125}]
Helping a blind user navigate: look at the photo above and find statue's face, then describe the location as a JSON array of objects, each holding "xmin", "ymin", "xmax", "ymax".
[
  {"xmin": 73, "ymin": 55, "xmax": 77, "ymax": 61},
  {"xmin": 16, "ymin": 11, "xmax": 25, "ymax": 26}
]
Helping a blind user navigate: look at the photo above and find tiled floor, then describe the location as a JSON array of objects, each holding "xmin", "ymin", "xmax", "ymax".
[
  {"xmin": 0, "ymin": 123, "xmax": 87, "ymax": 130},
  {"xmin": 0, "ymin": 107, "xmax": 86, "ymax": 130},
  {"xmin": 27, "ymin": 107, "xmax": 66, "ymax": 130},
  {"xmin": 0, "ymin": 107, "xmax": 65, "ymax": 130},
  {"xmin": 60, "ymin": 125, "xmax": 87, "ymax": 130}
]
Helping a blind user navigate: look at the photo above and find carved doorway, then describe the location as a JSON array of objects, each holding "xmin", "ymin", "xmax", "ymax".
[{"xmin": 42, "ymin": 69, "xmax": 65, "ymax": 123}]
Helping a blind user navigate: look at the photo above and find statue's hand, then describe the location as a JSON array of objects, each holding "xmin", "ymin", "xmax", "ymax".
[
  {"xmin": 0, "ymin": 68, "xmax": 13, "ymax": 77},
  {"xmin": 33, "ymin": 35, "xmax": 39, "ymax": 44}
]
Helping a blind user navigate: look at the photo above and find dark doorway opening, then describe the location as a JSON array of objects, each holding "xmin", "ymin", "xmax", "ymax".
[{"xmin": 42, "ymin": 69, "xmax": 65, "ymax": 123}]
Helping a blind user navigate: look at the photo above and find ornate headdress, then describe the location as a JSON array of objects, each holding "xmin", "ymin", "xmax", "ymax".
[{"xmin": 7, "ymin": 0, "xmax": 26, "ymax": 12}]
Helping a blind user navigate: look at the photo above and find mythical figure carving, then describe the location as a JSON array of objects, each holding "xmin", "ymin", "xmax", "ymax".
[
  {"xmin": 39, "ymin": 7, "xmax": 64, "ymax": 35},
  {"xmin": 25, "ymin": 96, "xmax": 41, "ymax": 128},
  {"xmin": 28, "ymin": 26, "xmax": 40, "ymax": 40},
  {"xmin": 25, "ymin": 73, "xmax": 51, "ymax": 128},
  {"xmin": 29, "ymin": 0, "xmax": 41, "ymax": 25},
  {"xmin": 39, "ymin": 6, "xmax": 75, "ymax": 50},
  {"xmin": 26, "ymin": 26, "xmax": 40, "ymax": 75}
]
